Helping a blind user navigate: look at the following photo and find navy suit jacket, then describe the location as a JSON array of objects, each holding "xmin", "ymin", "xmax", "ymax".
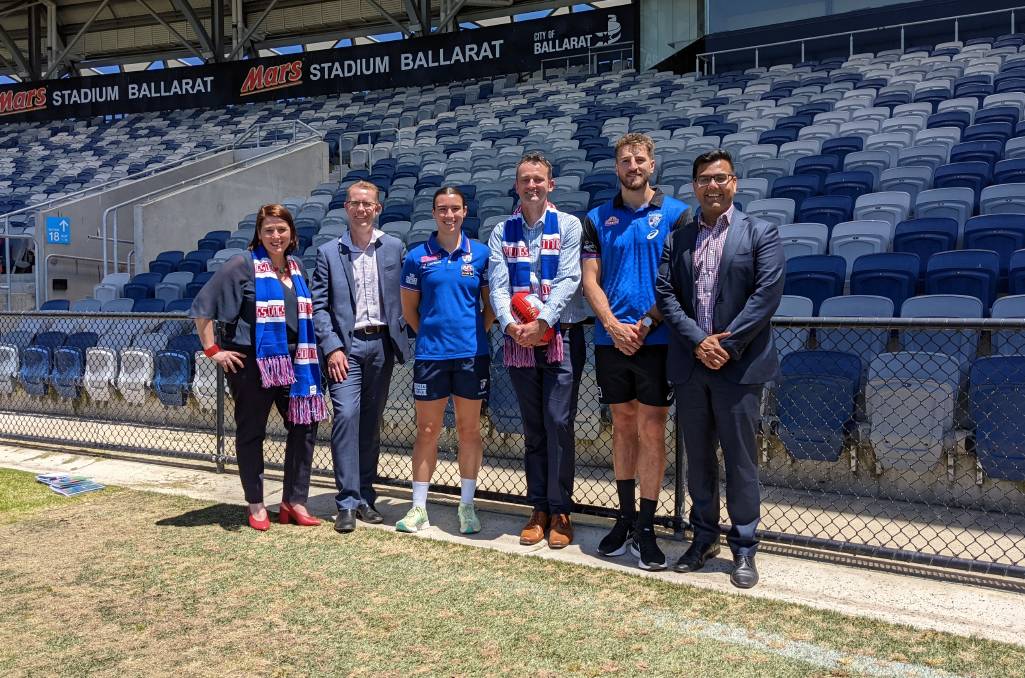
[
  {"xmin": 655, "ymin": 209, "xmax": 785, "ymax": 385},
  {"xmin": 311, "ymin": 232, "xmax": 411, "ymax": 364}
]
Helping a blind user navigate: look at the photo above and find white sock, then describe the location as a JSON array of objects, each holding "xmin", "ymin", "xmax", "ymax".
[
  {"xmin": 460, "ymin": 478, "xmax": 477, "ymax": 505},
  {"xmin": 412, "ymin": 481, "xmax": 429, "ymax": 509}
]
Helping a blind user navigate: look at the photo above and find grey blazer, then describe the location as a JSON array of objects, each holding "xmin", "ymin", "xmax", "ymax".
[
  {"xmin": 655, "ymin": 209, "xmax": 785, "ymax": 385},
  {"xmin": 311, "ymin": 232, "xmax": 411, "ymax": 363}
]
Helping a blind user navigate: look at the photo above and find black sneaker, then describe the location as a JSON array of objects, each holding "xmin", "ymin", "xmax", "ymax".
[
  {"xmin": 597, "ymin": 516, "xmax": 634, "ymax": 557},
  {"xmin": 629, "ymin": 527, "xmax": 667, "ymax": 571}
]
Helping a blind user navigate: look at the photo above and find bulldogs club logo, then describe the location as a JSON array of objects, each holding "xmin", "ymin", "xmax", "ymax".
[
  {"xmin": 0, "ymin": 87, "xmax": 47, "ymax": 117},
  {"xmin": 240, "ymin": 61, "xmax": 303, "ymax": 96}
]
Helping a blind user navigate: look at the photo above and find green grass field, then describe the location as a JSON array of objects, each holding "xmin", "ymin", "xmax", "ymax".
[{"xmin": 0, "ymin": 467, "xmax": 1021, "ymax": 677}]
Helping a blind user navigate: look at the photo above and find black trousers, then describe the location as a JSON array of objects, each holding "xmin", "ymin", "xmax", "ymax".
[
  {"xmin": 226, "ymin": 352, "xmax": 318, "ymax": 505},
  {"xmin": 508, "ymin": 325, "xmax": 586, "ymax": 514}
]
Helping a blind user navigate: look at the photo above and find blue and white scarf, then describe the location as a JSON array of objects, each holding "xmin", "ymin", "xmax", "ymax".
[
  {"xmin": 252, "ymin": 245, "xmax": 327, "ymax": 425},
  {"xmin": 500, "ymin": 205, "xmax": 564, "ymax": 367}
]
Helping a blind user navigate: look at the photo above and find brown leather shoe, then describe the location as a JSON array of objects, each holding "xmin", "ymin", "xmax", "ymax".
[
  {"xmin": 548, "ymin": 513, "xmax": 573, "ymax": 549},
  {"xmin": 519, "ymin": 510, "xmax": 549, "ymax": 545}
]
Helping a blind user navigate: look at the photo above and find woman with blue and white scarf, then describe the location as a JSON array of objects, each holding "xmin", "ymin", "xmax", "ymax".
[{"xmin": 192, "ymin": 204, "xmax": 327, "ymax": 532}]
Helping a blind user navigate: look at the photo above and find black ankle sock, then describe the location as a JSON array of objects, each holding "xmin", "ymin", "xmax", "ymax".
[
  {"xmin": 637, "ymin": 498, "xmax": 657, "ymax": 530},
  {"xmin": 616, "ymin": 479, "xmax": 636, "ymax": 518}
]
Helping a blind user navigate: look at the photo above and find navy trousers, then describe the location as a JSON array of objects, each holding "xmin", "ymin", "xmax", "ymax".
[
  {"xmin": 226, "ymin": 352, "xmax": 318, "ymax": 505},
  {"xmin": 508, "ymin": 325, "xmax": 585, "ymax": 515},
  {"xmin": 328, "ymin": 332, "xmax": 395, "ymax": 510},
  {"xmin": 676, "ymin": 365, "xmax": 763, "ymax": 556}
]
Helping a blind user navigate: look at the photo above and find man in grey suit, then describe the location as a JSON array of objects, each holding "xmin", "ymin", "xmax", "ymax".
[
  {"xmin": 655, "ymin": 150, "xmax": 785, "ymax": 588},
  {"xmin": 312, "ymin": 179, "xmax": 411, "ymax": 534}
]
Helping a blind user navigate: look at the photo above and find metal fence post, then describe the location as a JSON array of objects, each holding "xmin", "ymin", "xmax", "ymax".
[
  {"xmin": 672, "ymin": 397, "xmax": 688, "ymax": 539},
  {"xmin": 214, "ymin": 321, "xmax": 226, "ymax": 472}
]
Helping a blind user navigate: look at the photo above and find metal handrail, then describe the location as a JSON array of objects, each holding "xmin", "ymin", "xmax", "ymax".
[
  {"xmin": 98, "ymin": 120, "xmax": 322, "ymax": 276},
  {"xmin": 696, "ymin": 4, "xmax": 1025, "ymax": 74}
]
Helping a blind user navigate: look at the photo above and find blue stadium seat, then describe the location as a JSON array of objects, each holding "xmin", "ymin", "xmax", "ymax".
[
  {"xmin": 962, "ymin": 121, "xmax": 1013, "ymax": 144},
  {"xmin": 771, "ymin": 175, "xmax": 821, "ymax": 210},
  {"xmin": 867, "ymin": 351, "xmax": 962, "ymax": 472},
  {"xmin": 153, "ymin": 350, "xmax": 193, "ymax": 407},
  {"xmin": 993, "ymin": 158, "xmax": 1025, "ymax": 184},
  {"xmin": 820, "ymin": 137, "xmax": 864, "ymax": 164},
  {"xmin": 970, "ymin": 356, "xmax": 1025, "ymax": 481},
  {"xmin": 1009, "ymin": 249, "xmax": 1025, "ymax": 294},
  {"xmin": 759, "ymin": 128, "xmax": 798, "ymax": 146},
  {"xmin": 775, "ymin": 350, "xmax": 863, "ymax": 462},
  {"xmin": 19, "ymin": 331, "xmax": 66, "ymax": 396},
  {"xmin": 794, "ymin": 155, "xmax": 842, "ymax": 183},
  {"xmin": 796, "ymin": 195, "xmax": 853, "ymax": 230},
  {"xmin": 927, "ymin": 110, "xmax": 971, "ymax": 132},
  {"xmin": 167, "ymin": 333, "xmax": 203, "ymax": 355},
  {"xmin": 177, "ymin": 250, "xmax": 215, "ymax": 275},
  {"xmin": 975, "ymin": 105, "xmax": 1020, "ymax": 128},
  {"xmin": 924, "ymin": 249, "xmax": 1000, "ymax": 310},
  {"xmin": 123, "ymin": 272, "xmax": 162, "ymax": 300},
  {"xmin": 132, "ymin": 298, "xmax": 166, "ymax": 313},
  {"xmin": 932, "ymin": 162, "xmax": 992, "ymax": 206},
  {"xmin": 823, "ymin": 171, "xmax": 875, "ymax": 199},
  {"xmin": 963, "ymin": 214, "xmax": 1025, "ymax": 288},
  {"xmin": 949, "ymin": 140, "xmax": 1004, "ymax": 166},
  {"xmin": 165, "ymin": 298, "xmax": 194, "ymax": 313},
  {"xmin": 53, "ymin": 332, "xmax": 99, "ymax": 399},
  {"xmin": 782, "ymin": 255, "xmax": 846, "ymax": 315},
  {"xmin": 489, "ymin": 345, "xmax": 522, "ymax": 435},
  {"xmin": 850, "ymin": 252, "xmax": 920, "ymax": 311},
  {"xmin": 185, "ymin": 271, "xmax": 214, "ymax": 298}
]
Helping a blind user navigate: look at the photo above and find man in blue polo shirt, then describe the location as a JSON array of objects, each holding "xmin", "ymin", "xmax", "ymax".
[{"xmin": 581, "ymin": 132, "xmax": 691, "ymax": 571}]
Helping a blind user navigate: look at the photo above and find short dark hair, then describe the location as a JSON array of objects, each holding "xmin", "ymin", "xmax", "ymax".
[
  {"xmin": 516, "ymin": 151, "xmax": 553, "ymax": 179},
  {"xmin": 433, "ymin": 185, "xmax": 467, "ymax": 209},
  {"xmin": 249, "ymin": 203, "xmax": 298, "ymax": 255},
  {"xmin": 692, "ymin": 149, "xmax": 735, "ymax": 179}
]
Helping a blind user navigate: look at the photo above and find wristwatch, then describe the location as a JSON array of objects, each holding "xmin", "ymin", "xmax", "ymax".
[{"xmin": 641, "ymin": 313, "xmax": 659, "ymax": 329}]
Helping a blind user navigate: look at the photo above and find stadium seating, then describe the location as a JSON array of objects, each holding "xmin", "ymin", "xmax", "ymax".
[
  {"xmin": 970, "ymin": 355, "xmax": 1025, "ymax": 481},
  {"xmin": 775, "ymin": 350, "xmax": 863, "ymax": 461},
  {"xmin": 773, "ymin": 294, "xmax": 813, "ymax": 357},
  {"xmin": 867, "ymin": 351, "xmax": 962, "ymax": 471},
  {"xmin": 783, "ymin": 255, "xmax": 846, "ymax": 315}
]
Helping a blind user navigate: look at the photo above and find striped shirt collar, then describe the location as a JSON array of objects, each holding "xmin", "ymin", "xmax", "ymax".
[
  {"xmin": 341, "ymin": 227, "xmax": 383, "ymax": 251},
  {"xmin": 698, "ymin": 204, "xmax": 735, "ymax": 230}
]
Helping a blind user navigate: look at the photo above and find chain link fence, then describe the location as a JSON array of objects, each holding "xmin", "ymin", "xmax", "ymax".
[{"xmin": 1, "ymin": 310, "xmax": 1024, "ymax": 578}]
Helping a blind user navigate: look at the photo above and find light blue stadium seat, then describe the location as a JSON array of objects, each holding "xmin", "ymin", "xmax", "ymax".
[
  {"xmin": 773, "ymin": 294, "xmax": 813, "ymax": 358},
  {"xmin": 779, "ymin": 223, "xmax": 829, "ymax": 259},
  {"xmin": 990, "ymin": 295, "xmax": 1025, "ymax": 355},
  {"xmin": 829, "ymin": 220, "xmax": 894, "ymax": 276},
  {"xmin": 980, "ymin": 184, "xmax": 1025, "ymax": 215},
  {"xmin": 900, "ymin": 294, "xmax": 983, "ymax": 364},
  {"xmin": 818, "ymin": 294, "xmax": 894, "ymax": 361},
  {"xmin": 914, "ymin": 187, "xmax": 975, "ymax": 239},
  {"xmin": 867, "ymin": 351, "xmax": 962, "ymax": 472},
  {"xmin": 745, "ymin": 198, "xmax": 796, "ymax": 226},
  {"xmin": 853, "ymin": 191, "xmax": 912, "ymax": 228}
]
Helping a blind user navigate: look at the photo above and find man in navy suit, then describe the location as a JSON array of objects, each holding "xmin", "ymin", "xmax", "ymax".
[
  {"xmin": 312, "ymin": 180, "xmax": 411, "ymax": 534},
  {"xmin": 655, "ymin": 150, "xmax": 784, "ymax": 588}
]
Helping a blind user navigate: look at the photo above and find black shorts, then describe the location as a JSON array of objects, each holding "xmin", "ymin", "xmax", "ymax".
[
  {"xmin": 413, "ymin": 355, "xmax": 490, "ymax": 401},
  {"xmin": 594, "ymin": 345, "xmax": 674, "ymax": 407}
]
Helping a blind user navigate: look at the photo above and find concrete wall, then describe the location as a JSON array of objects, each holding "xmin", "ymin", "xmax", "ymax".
[
  {"xmin": 37, "ymin": 151, "xmax": 234, "ymax": 304},
  {"xmin": 133, "ymin": 140, "xmax": 328, "ymax": 268}
]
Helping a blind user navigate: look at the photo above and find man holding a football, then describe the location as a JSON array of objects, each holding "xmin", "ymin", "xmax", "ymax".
[
  {"xmin": 488, "ymin": 152, "xmax": 589, "ymax": 549},
  {"xmin": 581, "ymin": 133, "xmax": 691, "ymax": 571}
]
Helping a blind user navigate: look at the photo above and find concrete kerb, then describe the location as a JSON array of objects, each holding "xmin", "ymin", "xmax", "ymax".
[{"xmin": 1, "ymin": 442, "xmax": 1024, "ymax": 648}]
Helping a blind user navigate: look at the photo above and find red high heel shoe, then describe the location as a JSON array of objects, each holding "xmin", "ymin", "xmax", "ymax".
[
  {"xmin": 279, "ymin": 502, "xmax": 322, "ymax": 526},
  {"xmin": 247, "ymin": 507, "xmax": 270, "ymax": 531}
]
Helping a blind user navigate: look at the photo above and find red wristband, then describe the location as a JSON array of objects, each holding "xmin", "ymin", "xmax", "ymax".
[{"xmin": 203, "ymin": 344, "xmax": 221, "ymax": 358}]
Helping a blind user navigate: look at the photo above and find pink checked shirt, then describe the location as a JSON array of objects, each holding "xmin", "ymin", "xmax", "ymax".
[{"xmin": 693, "ymin": 205, "xmax": 735, "ymax": 334}]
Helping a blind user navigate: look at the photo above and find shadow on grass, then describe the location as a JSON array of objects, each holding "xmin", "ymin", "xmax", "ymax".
[{"xmin": 155, "ymin": 503, "xmax": 247, "ymax": 532}]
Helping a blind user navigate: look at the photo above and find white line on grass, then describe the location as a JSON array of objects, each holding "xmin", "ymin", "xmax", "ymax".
[{"xmin": 649, "ymin": 613, "xmax": 963, "ymax": 678}]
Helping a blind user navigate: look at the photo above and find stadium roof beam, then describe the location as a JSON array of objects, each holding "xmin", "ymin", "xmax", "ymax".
[
  {"xmin": 364, "ymin": 0, "xmax": 413, "ymax": 38},
  {"xmin": 403, "ymin": 0, "xmax": 426, "ymax": 35},
  {"xmin": 43, "ymin": 0, "xmax": 109, "ymax": 79},
  {"xmin": 169, "ymin": 0, "xmax": 214, "ymax": 60},
  {"xmin": 134, "ymin": 0, "xmax": 206, "ymax": 62},
  {"xmin": 227, "ymin": 0, "xmax": 278, "ymax": 60},
  {"xmin": 0, "ymin": 24, "xmax": 29, "ymax": 77}
]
